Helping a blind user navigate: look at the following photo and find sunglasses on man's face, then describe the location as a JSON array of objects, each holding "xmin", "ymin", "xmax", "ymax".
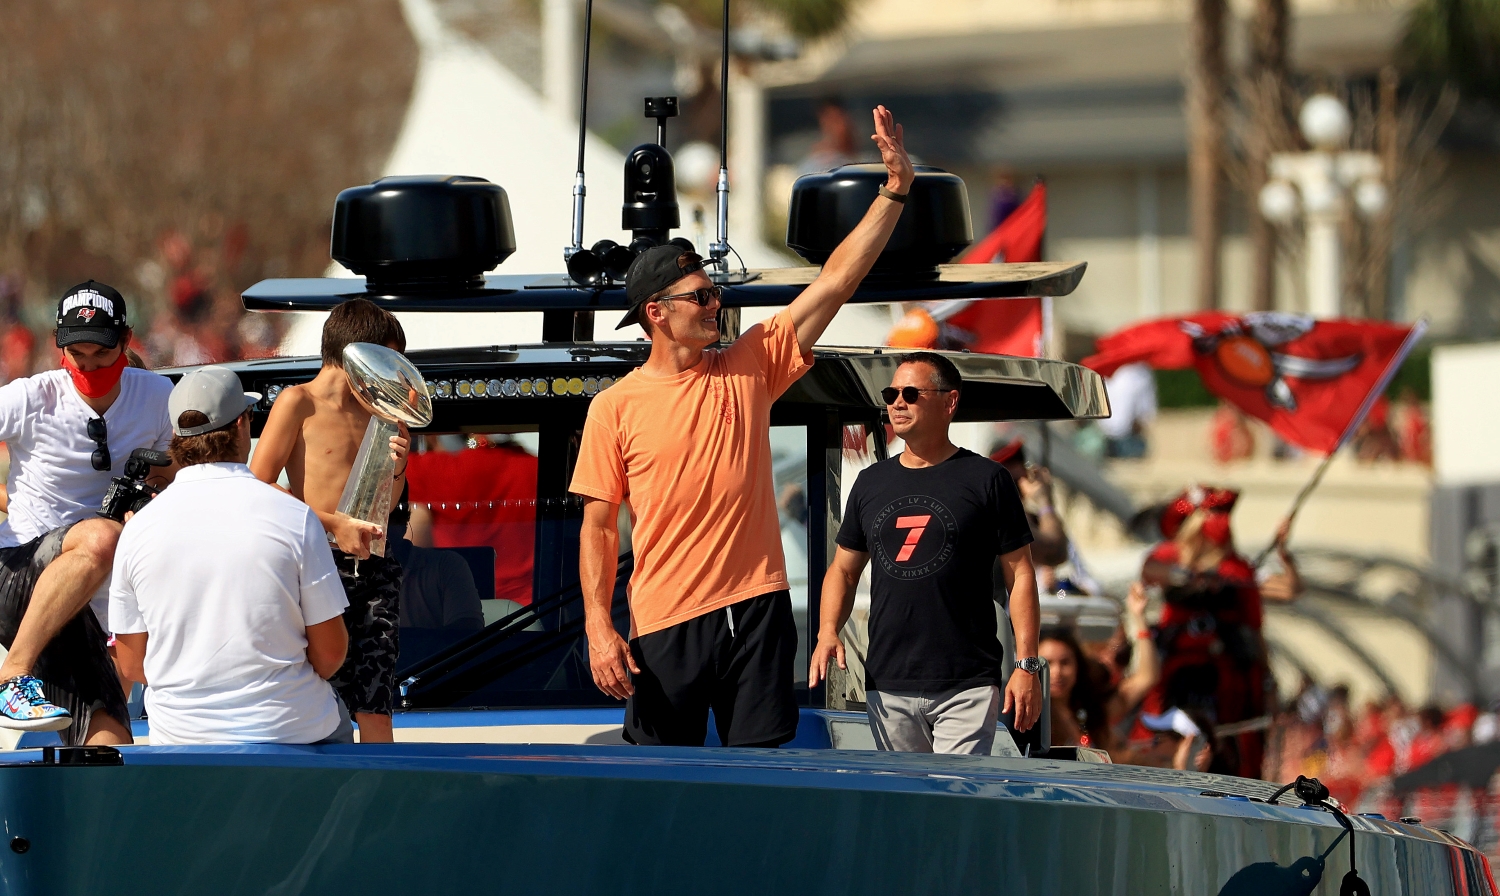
[
  {"xmin": 87, "ymin": 417, "xmax": 110, "ymax": 472},
  {"xmin": 881, "ymin": 386, "xmax": 949, "ymax": 405},
  {"xmin": 654, "ymin": 285, "xmax": 723, "ymax": 307}
]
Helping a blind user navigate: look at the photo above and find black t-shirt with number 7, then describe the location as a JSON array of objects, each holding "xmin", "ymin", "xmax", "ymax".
[{"xmin": 836, "ymin": 448, "xmax": 1034, "ymax": 692}]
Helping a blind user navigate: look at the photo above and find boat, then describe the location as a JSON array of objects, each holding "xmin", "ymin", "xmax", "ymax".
[{"xmin": 0, "ymin": 33, "xmax": 1493, "ymax": 892}]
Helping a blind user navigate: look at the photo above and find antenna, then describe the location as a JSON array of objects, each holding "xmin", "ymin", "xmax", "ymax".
[
  {"xmin": 708, "ymin": 0, "xmax": 731, "ymax": 268},
  {"xmin": 566, "ymin": 0, "xmax": 597, "ymax": 264}
]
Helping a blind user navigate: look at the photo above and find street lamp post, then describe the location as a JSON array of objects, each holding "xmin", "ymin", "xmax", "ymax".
[{"xmin": 1258, "ymin": 94, "xmax": 1388, "ymax": 318}]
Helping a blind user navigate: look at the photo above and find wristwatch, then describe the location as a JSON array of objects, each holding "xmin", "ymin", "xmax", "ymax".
[{"xmin": 1015, "ymin": 656, "xmax": 1046, "ymax": 676}]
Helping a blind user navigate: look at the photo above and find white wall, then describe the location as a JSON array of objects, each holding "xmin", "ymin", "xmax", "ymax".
[{"xmin": 1433, "ymin": 341, "xmax": 1500, "ymax": 486}]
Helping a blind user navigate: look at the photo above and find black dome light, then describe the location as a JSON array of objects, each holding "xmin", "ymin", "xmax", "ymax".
[
  {"xmin": 622, "ymin": 145, "xmax": 680, "ymax": 241},
  {"xmin": 331, "ymin": 175, "xmax": 516, "ymax": 289},
  {"xmin": 786, "ymin": 164, "xmax": 972, "ymax": 271}
]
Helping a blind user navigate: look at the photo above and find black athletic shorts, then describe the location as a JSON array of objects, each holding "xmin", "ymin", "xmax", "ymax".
[
  {"xmin": 330, "ymin": 550, "xmax": 402, "ymax": 716},
  {"xmin": 0, "ymin": 524, "xmax": 129, "ymax": 745},
  {"xmin": 624, "ymin": 589, "xmax": 799, "ymax": 748}
]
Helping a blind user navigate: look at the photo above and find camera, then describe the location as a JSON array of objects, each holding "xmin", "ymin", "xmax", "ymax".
[{"xmin": 98, "ymin": 449, "xmax": 171, "ymax": 522}]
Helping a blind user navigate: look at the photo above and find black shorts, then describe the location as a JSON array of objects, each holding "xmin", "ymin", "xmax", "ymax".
[
  {"xmin": 0, "ymin": 524, "xmax": 128, "ymax": 745},
  {"xmin": 330, "ymin": 550, "xmax": 402, "ymax": 716},
  {"xmin": 625, "ymin": 589, "xmax": 799, "ymax": 748}
]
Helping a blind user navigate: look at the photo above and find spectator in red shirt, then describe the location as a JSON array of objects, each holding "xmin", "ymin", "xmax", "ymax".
[
  {"xmin": 0, "ymin": 276, "xmax": 34, "ymax": 383},
  {"xmin": 1406, "ymin": 705, "xmax": 1448, "ymax": 771},
  {"xmin": 1396, "ymin": 387, "xmax": 1432, "ymax": 465},
  {"xmin": 406, "ymin": 436, "xmax": 538, "ymax": 605}
]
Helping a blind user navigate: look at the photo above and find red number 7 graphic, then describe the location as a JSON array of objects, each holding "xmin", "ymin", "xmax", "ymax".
[{"xmin": 894, "ymin": 515, "xmax": 932, "ymax": 563}]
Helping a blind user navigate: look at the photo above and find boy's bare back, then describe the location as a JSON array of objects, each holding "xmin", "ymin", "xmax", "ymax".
[{"xmin": 251, "ymin": 367, "xmax": 372, "ymax": 516}]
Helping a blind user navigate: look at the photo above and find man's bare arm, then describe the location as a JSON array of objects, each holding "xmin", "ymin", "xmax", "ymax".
[
  {"xmin": 250, "ymin": 387, "xmax": 380, "ymax": 557},
  {"xmin": 306, "ymin": 616, "xmax": 349, "ymax": 680},
  {"xmin": 1001, "ymin": 545, "xmax": 1040, "ymax": 658},
  {"xmin": 999, "ymin": 544, "xmax": 1042, "ymax": 731},
  {"xmin": 114, "ymin": 632, "xmax": 148, "ymax": 684},
  {"xmin": 809, "ymin": 546, "xmax": 868, "ymax": 687},
  {"xmin": 788, "ymin": 106, "xmax": 915, "ymax": 350},
  {"xmin": 580, "ymin": 496, "xmax": 638, "ymax": 699},
  {"xmin": 248, "ymin": 386, "xmax": 309, "ymax": 488}
]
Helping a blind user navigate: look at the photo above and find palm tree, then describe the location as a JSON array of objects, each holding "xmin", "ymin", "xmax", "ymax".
[
  {"xmin": 1187, "ymin": 0, "xmax": 1229, "ymax": 310},
  {"xmin": 744, "ymin": 0, "xmax": 856, "ymax": 38},
  {"xmin": 1246, "ymin": 0, "xmax": 1291, "ymax": 312},
  {"xmin": 1402, "ymin": 0, "xmax": 1500, "ymax": 104}
]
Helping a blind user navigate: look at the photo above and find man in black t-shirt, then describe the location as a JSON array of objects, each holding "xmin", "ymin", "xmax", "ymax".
[{"xmin": 811, "ymin": 352, "xmax": 1042, "ymax": 754}]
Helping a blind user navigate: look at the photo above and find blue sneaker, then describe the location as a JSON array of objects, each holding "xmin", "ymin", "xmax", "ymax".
[{"xmin": 0, "ymin": 675, "xmax": 71, "ymax": 731}]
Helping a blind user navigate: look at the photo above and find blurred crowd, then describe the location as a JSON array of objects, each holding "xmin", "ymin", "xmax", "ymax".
[
  {"xmin": 1271, "ymin": 684, "xmax": 1492, "ymax": 818},
  {"xmin": 1016, "ymin": 436, "xmax": 1488, "ymax": 847},
  {"xmin": 0, "ymin": 230, "xmax": 283, "ymax": 384}
]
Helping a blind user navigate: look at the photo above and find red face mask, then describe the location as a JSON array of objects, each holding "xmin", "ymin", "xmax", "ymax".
[{"xmin": 62, "ymin": 349, "xmax": 126, "ymax": 398}]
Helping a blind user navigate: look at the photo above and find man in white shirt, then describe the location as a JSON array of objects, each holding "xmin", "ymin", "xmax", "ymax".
[
  {"xmin": 0, "ymin": 281, "xmax": 175, "ymax": 745},
  {"xmin": 111, "ymin": 366, "xmax": 353, "ymax": 745},
  {"xmin": 1099, "ymin": 361, "xmax": 1157, "ymax": 458}
]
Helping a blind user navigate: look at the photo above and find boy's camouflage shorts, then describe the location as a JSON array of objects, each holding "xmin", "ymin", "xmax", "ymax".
[{"xmin": 329, "ymin": 550, "xmax": 403, "ymax": 716}]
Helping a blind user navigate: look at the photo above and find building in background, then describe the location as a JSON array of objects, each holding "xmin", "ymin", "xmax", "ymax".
[{"xmin": 750, "ymin": 0, "xmax": 1500, "ymax": 346}]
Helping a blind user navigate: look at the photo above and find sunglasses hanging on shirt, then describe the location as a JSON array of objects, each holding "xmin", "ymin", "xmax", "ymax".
[{"xmin": 87, "ymin": 417, "xmax": 110, "ymax": 472}]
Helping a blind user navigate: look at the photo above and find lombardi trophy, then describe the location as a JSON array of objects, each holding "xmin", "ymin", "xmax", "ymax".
[{"xmin": 336, "ymin": 342, "xmax": 434, "ymax": 565}]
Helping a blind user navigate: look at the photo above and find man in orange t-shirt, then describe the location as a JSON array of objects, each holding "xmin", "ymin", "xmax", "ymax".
[{"xmin": 570, "ymin": 105, "xmax": 915, "ymax": 747}]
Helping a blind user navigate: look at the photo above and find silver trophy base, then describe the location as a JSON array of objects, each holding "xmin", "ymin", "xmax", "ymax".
[{"xmin": 336, "ymin": 416, "xmax": 399, "ymax": 559}]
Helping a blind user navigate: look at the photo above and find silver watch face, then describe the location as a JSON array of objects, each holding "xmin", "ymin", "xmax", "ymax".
[{"xmin": 1017, "ymin": 657, "xmax": 1045, "ymax": 674}]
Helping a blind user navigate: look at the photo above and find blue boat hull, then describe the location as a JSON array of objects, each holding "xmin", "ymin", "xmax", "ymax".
[{"xmin": 0, "ymin": 739, "xmax": 1482, "ymax": 895}]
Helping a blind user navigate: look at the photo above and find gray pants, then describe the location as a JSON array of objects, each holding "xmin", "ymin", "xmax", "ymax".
[
  {"xmin": 867, "ymin": 684, "xmax": 1001, "ymax": 755},
  {"xmin": 311, "ymin": 695, "xmax": 357, "ymax": 745}
]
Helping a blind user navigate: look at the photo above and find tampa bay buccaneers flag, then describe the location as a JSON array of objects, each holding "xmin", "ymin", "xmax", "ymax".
[
  {"xmin": 1082, "ymin": 312, "xmax": 1426, "ymax": 454},
  {"xmin": 888, "ymin": 182, "xmax": 1048, "ymax": 357}
]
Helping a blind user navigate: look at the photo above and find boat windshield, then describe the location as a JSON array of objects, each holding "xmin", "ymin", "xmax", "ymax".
[{"xmin": 391, "ymin": 426, "xmax": 817, "ymax": 708}]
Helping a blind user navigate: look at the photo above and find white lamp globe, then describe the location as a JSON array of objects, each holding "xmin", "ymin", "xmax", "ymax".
[
  {"xmin": 1354, "ymin": 179, "xmax": 1389, "ymax": 217},
  {"xmin": 674, "ymin": 141, "xmax": 721, "ymax": 198},
  {"xmin": 1300, "ymin": 95, "xmax": 1352, "ymax": 150},
  {"xmin": 1259, "ymin": 180, "xmax": 1300, "ymax": 224}
]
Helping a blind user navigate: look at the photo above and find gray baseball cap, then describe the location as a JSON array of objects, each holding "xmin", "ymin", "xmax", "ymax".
[{"xmin": 170, "ymin": 366, "xmax": 261, "ymax": 436}]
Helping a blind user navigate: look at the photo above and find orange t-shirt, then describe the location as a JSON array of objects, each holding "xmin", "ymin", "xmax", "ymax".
[{"xmin": 569, "ymin": 309, "xmax": 812, "ymax": 637}]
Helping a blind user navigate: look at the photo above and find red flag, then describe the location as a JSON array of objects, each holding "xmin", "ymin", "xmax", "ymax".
[
  {"xmin": 940, "ymin": 297, "xmax": 1047, "ymax": 357},
  {"xmin": 962, "ymin": 181, "xmax": 1046, "ymax": 266},
  {"xmin": 890, "ymin": 183, "xmax": 1048, "ymax": 356},
  {"xmin": 1082, "ymin": 312, "xmax": 1425, "ymax": 453}
]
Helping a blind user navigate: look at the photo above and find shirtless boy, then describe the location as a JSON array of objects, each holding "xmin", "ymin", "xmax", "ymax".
[{"xmin": 250, "ymin": 299, "xmax": 410, "ymax": 742}]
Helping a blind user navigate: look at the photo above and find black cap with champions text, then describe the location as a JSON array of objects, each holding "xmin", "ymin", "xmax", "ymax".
[
  {"xmin": 55, "ymin": 280, "xmax": 129, "ymax": 348},
  {"xmin": 617, "ymin": 243, "xmax": 704, "ymax": 330}
]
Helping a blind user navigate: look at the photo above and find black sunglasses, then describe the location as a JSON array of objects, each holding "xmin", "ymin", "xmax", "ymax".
[
  {"xmin": 881, "ymin": 386, "xmax": 949, "ymax": 405},
  {"xmin": 655, "ymin": 285, "xmax": 722, "ymax": 307},
  {"xmin": 87, "ymin": 417, "xmax": 110, "ymax": 472}
]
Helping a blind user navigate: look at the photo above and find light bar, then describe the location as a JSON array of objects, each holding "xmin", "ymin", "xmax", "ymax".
[{"xmin": 257, "ymin": 376, "xmax": 619, "ymax": 410}]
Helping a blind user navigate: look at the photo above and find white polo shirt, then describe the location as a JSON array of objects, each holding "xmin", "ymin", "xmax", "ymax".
[
  {"xmin": 0, "ymin": 367, "xmax": 174, "ymax": 548},
  {"xmin": 109, "ymin": 463, "xmax": 349, "ymax": 745}
]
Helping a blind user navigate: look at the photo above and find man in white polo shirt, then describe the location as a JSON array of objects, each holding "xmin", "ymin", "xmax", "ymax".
[
  {"xmin": 110, "ymin": 367, "xmax": 353, "ymax": 745},
  {"xmin": 0, "ymin": 280, "xmax": 175, "ymax": 745}
]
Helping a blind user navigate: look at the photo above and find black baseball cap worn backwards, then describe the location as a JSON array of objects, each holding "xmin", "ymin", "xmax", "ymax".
[
  {"xmin": 56, "ymin": 281, "xmax": 129, "ymax": 349},
  {"xmin": 617, "ymin": 244, "xmax": 704, "ymax": 330}
]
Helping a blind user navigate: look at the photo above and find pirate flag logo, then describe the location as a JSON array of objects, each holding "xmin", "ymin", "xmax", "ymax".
[{"xmin": 1180, "ymin": 313, "xmax": 1361, "ymax": 412}]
